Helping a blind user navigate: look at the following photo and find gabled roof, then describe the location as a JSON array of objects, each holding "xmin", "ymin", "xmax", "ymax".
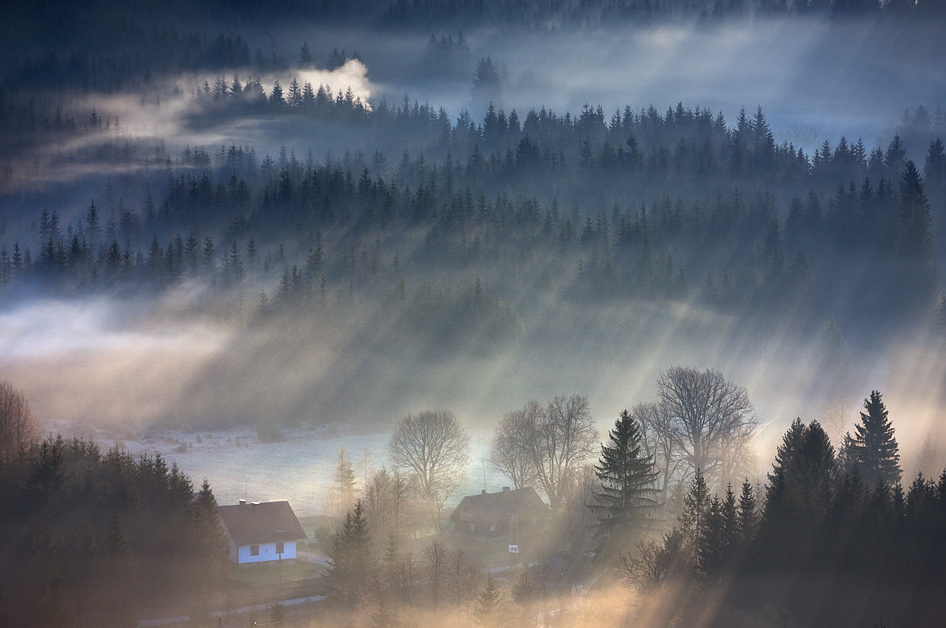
[
  {"xmin": 218, "ymin": 501, "xmax": 307, "ymax": 546},
  {"xmin": 450, "ymin": 487, "xmax": 548, "ymax": 524}
]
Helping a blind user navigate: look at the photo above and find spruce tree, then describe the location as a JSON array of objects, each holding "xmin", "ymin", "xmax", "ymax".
[
  {"xmin": 697, "ymin": 494, "xmax": 737, "ymax": 578},
  {"xmin": 328, "ymin": 500, "xmax": 371, "ymax": 608},
  {"xmin": 841, "ymin": 390, "xmax": 902, "ymax": 488},
  {"xmin": 473, "ymin": 575, "xmax": 505, "ymax": 626},
  {"xmin": 679, "ymin": 468, "xmax": 710, "ymax": 551},
  {"xmin": 736, "ymin": 479, "xmax": 758, "ymax": 545},
  {"xmin": 768, "ymin": 418, "xmax": 836, "ymax": 518},
  {"xmin": 589, "ymin": 410, "xmax": 658, "ymax": 545},
  {"xmin": 760, "ymin": 419, "xmax": 837, "ymax": 565},
  {"xmin": 722, "ymin": 484, "xmax": 738, "ymax": 550},
  {"xmin": 329, "ymin": 448, "xmax": 358, "ymax": 520},
  {"xmin": 895, "ymin": 161, "xmax": 938, "ymax": 305}
]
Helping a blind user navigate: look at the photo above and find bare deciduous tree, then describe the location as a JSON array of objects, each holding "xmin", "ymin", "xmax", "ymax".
[
  {"xmin": 820, "ymin": 402, "xmax": 851, "ymax": 447},
  {"xmin": 489, "ymin": 402, "xmax": 541, "ymax": 489},
  {"xmin": 619, "ymin": 530, "xmax": 686, "ymax": 593},
  {"xmin": 533, "ymin": 395, "xmax": 598, "ymax": 508},
  {"xmin": 389, "ymin": 410, "xmax": 469, "ymax": 515},
  {"xmin": 425, "ymin": 539, "xmax": 448, "ymax": 606},
  {"xmin": 492, "ymin": 395, "xmax": 597, "ymax": 509},
  {"xmin": 657, "ymin": 367, "xmax": 757, "ymax": 490},
  {"xmin": 0, "ymin": 380, "xmax": 36, "ymax": 459},
  {"xmin": 450, "ymin": 548, "xmax": 482, "ymax": 617},
  {"xmin": 633, "ymin": 401, "xmax": 683, "ymax": 504}
]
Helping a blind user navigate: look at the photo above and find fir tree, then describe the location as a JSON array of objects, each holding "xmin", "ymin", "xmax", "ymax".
[
  {"xmin": 329, "ymin": 448, "xmax": 358, "ymax": 520},
  {"xmin": 697, "ymin": 496, "xmax": 728, "ymax": 577},
  {"xmin": 589, "ymin": 410, "xmax": 658, "ymax": 546},
  {"xmin": 473, "ymin": 574, "xmax": 505, "ymax": 626},
  {"xmin": 679, "ymin": 468, "xmax": 710, "ymax": 552},
  {"xmin": 736, "ymin": 479, "xmax": 758, "ymax": 545},
  {"xmin": 328, "ymin": 500, "xmax": 371, "ymax": 608},
  {"xmin": 841, "ymin": 390, "xmax": 902, "ymax": 488},
  {"xmin": 895, "ymin": 160, "xmax": 938, "ymax": 305},
  {"xmin": 768, "ymin": 418, "xmax": 836, "ymax": 520}
]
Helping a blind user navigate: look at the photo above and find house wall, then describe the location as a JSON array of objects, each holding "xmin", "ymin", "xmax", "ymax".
[{"xmin": 235, "ymin": 540, "xmax": 298, "ymax": 564}]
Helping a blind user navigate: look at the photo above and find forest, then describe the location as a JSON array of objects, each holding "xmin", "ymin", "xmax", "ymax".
[
  {"xmin": 0, "ymin": 434, "xmax": 224, "ymax": 626},
  {"xmin": 1, "ymin": 379, "xmax": 944, "ymax": 626},
  {"xmin": 1, "ymin": 0, "xmax": 946, "ymax": 625}
]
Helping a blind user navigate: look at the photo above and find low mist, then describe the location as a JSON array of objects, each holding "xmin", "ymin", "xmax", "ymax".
[
  {"xmin": 4, "ymin": 280, "xmax": 945, "ymax": 471},
  {"xmin": 4, "ymin": 4, "xmax": 946, "ymax": 627}
]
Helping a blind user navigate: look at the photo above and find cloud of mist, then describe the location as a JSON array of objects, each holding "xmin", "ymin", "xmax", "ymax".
[
  {"xmin": 0, "ymin": 59, "xmax": 377, "ymax": 194},
  {"xmin": 2, "ymin": 18, "xmax": 944, "ymax": 484},
  {"xmin": 0, "ymin": 292, "xmax": 237, "ymax": 428},
  {"xmin": 366, "ymin": 19, "xmax": 942, "ymax": 155},
  {"xmin": 4, "ymin": 278, "xmax": 945, "ymax": 511}
]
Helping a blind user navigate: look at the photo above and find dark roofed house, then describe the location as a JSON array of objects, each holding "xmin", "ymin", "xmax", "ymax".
[
  {"xmin": 449, "ymin": 486, "xmax": 548, "ymax": 536},
  {"xmin": 217, "ymin": 500, "xmax": 307, "ymax": 564}
]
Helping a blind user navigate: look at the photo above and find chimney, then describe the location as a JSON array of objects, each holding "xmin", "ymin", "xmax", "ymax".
[
  {"xmin": 239, "ymin": 499, "xmax": 247, "ymax": 506},
  {"xmin": 502, "ymin": 486, "xmax": 510, "ymax": 492}
]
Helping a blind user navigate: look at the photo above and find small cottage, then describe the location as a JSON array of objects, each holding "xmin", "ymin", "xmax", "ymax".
[
  {"xmin": 449, "ymin": 486, "xmax": 548, "ymax": 535},
  {"xmin": 217, "ymin": 500, "xmax": 307, "ymax": 564}
]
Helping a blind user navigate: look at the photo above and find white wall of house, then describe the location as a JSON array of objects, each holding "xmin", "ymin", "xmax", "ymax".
[{"xmin": 233, "ymin": 540, "xmax": 298, "ymax": 564}]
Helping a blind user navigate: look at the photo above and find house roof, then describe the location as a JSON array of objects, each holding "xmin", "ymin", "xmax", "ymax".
[
  {"xmin": 449, "ymin": 487, "xmax": 548, "ymax": 525},
  {"xmin": 218, "ymin": 500, "xmax": 307, "ymax": 546}
]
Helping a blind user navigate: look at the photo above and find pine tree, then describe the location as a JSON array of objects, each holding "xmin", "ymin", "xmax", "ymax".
[
  {"xmin": 768, "ymin": 419, "xmax": 836, "ymax": 519},
  {"xmin": 473, "ymin": 574, "xmax": 505, "ymax": 626},
  {"xmin": 328, "ymin": 500, "xmax": 371, "ymax": 608},
  {"xmin": 370, "ymin": 599, "xmax": 398, "ymax": 628},
  {"xmin": 330, "ymin": 448, "xmax": 358, "ymax": 520},
  {"xmin": 299, "ymin": 42, "xmax": 314, "ymax": 68},
  {"xmin": 895, "ymin": 160, "xmax": 938, "ymax": 305},
  {"xmin": 697, "ymin": 496, "xmax": 727, "ymax": 577},
  {"xmin": 736, "ymin": 479, "xmax": 758, "ymax": 545},
  {"xmin": 193, "ymin": 478, "xmax": 224, "ymax": 559},
  {"xmin": 760, "ymin": 419, "xmax": 837, "ymax": 566},
  {"xmin": 376, "ymin": 531, "xmax": 401, "ymax": 601},
  {"xmin": 841, "ymin": 390, "xmax": 901, "ymax": 488},
  {"xmin": 589, "ymin": 410, "xmax": 658, "ymax": 546},
  {"xmin": 679, "ymin": 468, "xmax": 710, "ymax": 552},
  {"xmin": 722, "ymin": 484, "xmax": 738, "ymax": 548},
  {"xmin": 287, "ymin": 77, "xmax": 302, "ymax": 108},
  {"xmin": 269, "ymin": 80, "xmax": 284, "ymax": 107},
  {"xmin": 924, "ymin": 138, "xmax": 946, "ymax": 183}
]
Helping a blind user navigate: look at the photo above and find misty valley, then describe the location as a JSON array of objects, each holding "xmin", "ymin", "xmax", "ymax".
[{"xmin": 1, "ymin": 0, "xmax": 946, "ymax": 626}]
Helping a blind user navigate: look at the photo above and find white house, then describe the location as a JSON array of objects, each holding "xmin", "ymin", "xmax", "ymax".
[{"xmin": 217, "ymin": 500, "xmax": 307, "ymax": 565}]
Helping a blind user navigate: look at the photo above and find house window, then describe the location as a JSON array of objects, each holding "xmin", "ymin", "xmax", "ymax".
[
  {"xmin": 250, "ymin": 544, "xmax": 259, "ymax": 556},
  {"xmin": 276, "ymin": 542, "xmax": 285, "ymax": 554}
]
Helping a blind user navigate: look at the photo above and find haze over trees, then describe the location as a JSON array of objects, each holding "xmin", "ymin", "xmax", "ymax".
[
  {"xmin": 622, "ymin": 397, "xmax": 946, "ymax": 626},
  {"xmin": 1, "ymin": 93, "xmax": 944, "ymax": 432},
  {"xmin": 2, "ymin": 0, "xmax": 946, "ymax": 625},
  {"xmin": 0, "ymin": 435, "xmax": 224, "ymax": 627},
  {"xmin": 316, "ymin": 383, "xmax": 945, "ymax": 626},
  {"xmin": 329, "ymin": 447, "xmax": 359, "ymax": 520},
  {"xmin": 0, "ymin": 381, "xmax": 36, "ymax": 459}
]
